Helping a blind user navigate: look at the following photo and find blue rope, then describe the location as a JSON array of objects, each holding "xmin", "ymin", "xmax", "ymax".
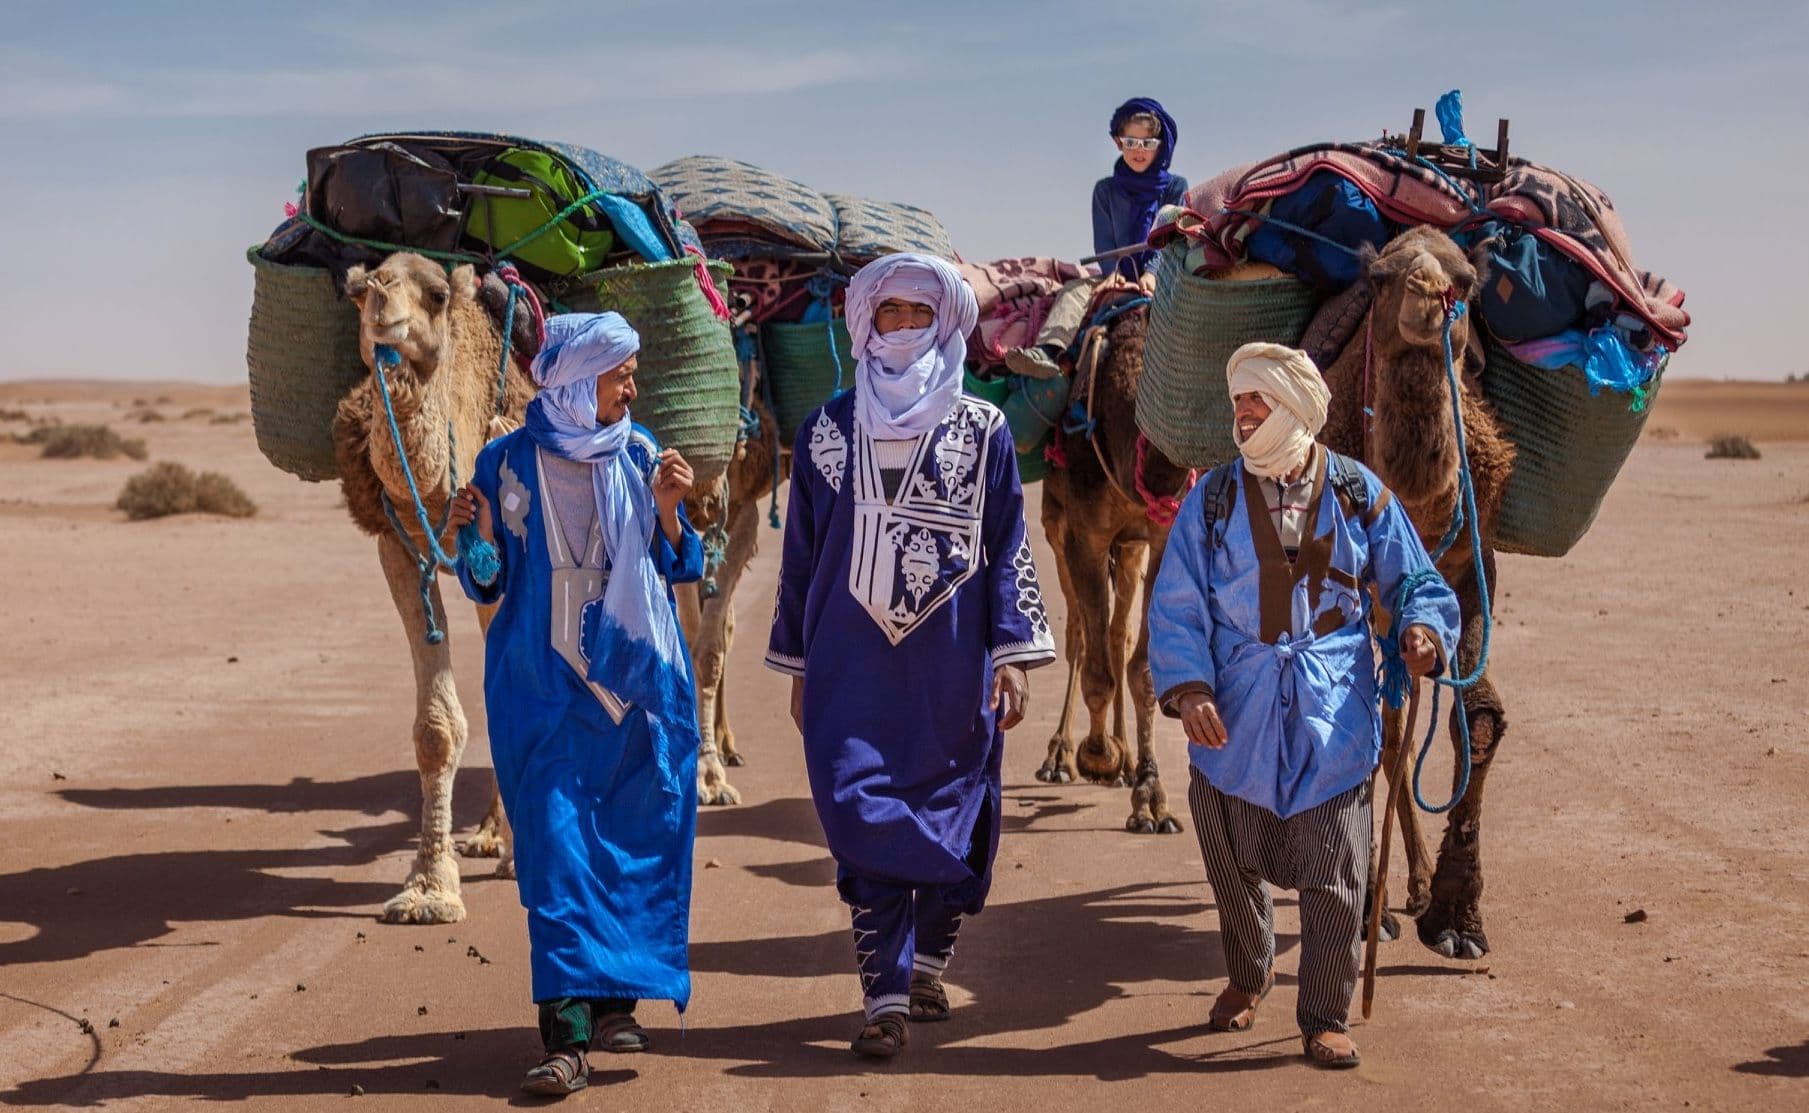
[{"xmin": 1222, "ymin": 208, "xmax": 1367, "ymax": 258}]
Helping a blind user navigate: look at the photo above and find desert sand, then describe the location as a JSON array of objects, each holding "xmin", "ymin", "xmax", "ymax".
[{"xmin": 0, "ymin": 378, "xmax": 1805, "ymax": 1111}]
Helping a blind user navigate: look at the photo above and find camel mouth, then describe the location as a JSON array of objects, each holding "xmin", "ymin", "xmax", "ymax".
[{"xmin": 368, "ymin": 323, "xmax": 410, "ymax": 346}]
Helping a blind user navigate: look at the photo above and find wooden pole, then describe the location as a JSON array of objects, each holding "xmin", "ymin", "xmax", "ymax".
[{"xmin": 1363, "ymin": 678, "xmax": 1422, "ymax": 1020}]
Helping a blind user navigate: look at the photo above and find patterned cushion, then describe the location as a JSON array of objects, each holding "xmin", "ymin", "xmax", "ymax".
[
  {"xmin": 827, "ymin": 194, "xmax": 958, "ymax": 263},
  {"xmin": 651, "ymin": 156, "xmax": 837, "ymax": 254}
]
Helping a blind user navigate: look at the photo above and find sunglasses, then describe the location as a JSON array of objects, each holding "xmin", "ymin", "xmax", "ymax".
[{"xmin": 1117, "ymin": 136, "xmax": 1163, "ymax": 151}]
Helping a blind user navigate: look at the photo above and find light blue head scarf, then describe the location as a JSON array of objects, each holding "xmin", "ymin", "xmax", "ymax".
[
  {"xmin": 845, "ymin": 253, "xmax": 980, "ymax": 439},
  {"xmin": 524, "ymin": 312, "xmax": 696, "ymax": 780}
]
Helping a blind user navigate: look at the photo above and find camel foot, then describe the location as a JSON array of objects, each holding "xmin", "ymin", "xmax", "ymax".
[
  {"xmin": 458, "ymin": 827, "xmax": 506, "ymax": 859},
  {"xmin": 698, "ymin": 753, "xmax": 743, "ymax": 807},
  {"xmin": 1417, "ymin": 900, "xmax": 1490, "ymax": 959},
  {"xmin": 1034, "ymin": 754, "xmax": 1077, "ymax": 784},
  {"xmin": 1075, "ymin": 735, "xmax": 1128, "ymax": 784},
  {"xmin": 379, "ymin": 880, "xmax": 467, "ymax": 926},
  {"xmin": 1124, "ymin": 810, "xmax": 1184, "ymax": 835},
  {"xmin": 718, "ymin": 730, "xmax": 744, "ymax": 767},
  {"xmin": 494, "ymin": 855, "xmax": 516, "ymax": 881},
  {"xmin": 1362, "ymin": 910, "xmax": 1401, "ymax": 943},
  {"xmin": 723, "ymin": 752, "xmax": 746, "ymax": 768}
]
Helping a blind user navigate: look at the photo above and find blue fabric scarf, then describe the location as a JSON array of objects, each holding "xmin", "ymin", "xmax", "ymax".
[
  {"xmin": 526, "ymin": 313, "xmax": 696, "ymax": 808},
  {"xmin": 1108, "ymin": 96, "xmax": 1180, "ymax": 250}
]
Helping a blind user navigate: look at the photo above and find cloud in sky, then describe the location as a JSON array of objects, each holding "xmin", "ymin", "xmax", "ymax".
[{"xmin": 0, "ymin": 0, "xmax": 1804, "ymax": 381}]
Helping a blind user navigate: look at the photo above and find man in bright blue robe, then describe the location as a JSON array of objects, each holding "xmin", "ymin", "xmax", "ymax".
[
  {"xmin": 1149, "ymin": 343, "xmax": 1459, "ymax": 1070},
  {"xmin": 766, "ymin": 254, "xmax": 1057, "ymax": 1059},
  {"xmin": 452, "ymin": 312, "xmax": 703, "ymax": 1097}
]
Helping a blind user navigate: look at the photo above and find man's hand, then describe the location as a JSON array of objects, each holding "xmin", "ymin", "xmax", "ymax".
[
  {"xmin": 790, "ymin": 676, "xmax": 804, "ymax": 734},
  {"xmin": 1138, "ymin": 270, "xmax": 1158, "ymax": 295},
  {"xmin": 1403, "ymin": 624, "xmax": 1441, "ymax": 678},
  {"xmin": 652, "ymin": 449, "xmax": 693, "ymax": 545},
  {"xmin": 1177, "ymin": 691, "xmax": 1228, "ymax": 749},
  {"xmin": 449, "ymin": 483, "xmax": 494, "ymax": 544},
  {"xmin": 991, "ymin": 664, "xmax": 1028, "ymax": 730}
]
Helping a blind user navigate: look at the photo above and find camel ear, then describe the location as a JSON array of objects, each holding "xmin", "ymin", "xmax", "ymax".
[
  {"xmin": 344, "ymin": 265, "xmax": 369, "ymax": 305},
  {"xmin": 448, "ymin": 264, "xmax": 478, "ymax": 301},
  {"xmin": 1464, "ymin": 239, "xmax": 1493, "ymax": 300}
]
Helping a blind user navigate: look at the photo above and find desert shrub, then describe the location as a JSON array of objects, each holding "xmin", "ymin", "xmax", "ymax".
[
  {"xmin": 116, "ymin": 461, "xmax": 258, "ymax": 520},
  {"xmin": 1643, "ymin": 425, "xmax": 1680, "ymax": 442},
  {"xmin": 210, "ymin": 412, "xmax": 251, "ymax": 425},
  {"xmin": 0, "ymin": 407, "xmax": 32, "ymax": 422},
  {"xmin": 126, "ymin": 407, "xmax": 168, "ymax": 423},
  {"xmin": 33, "ymin": 423, "xmax": 148, "ymax": 460},
  {"xmin": 1705, "ymin": 434, "xmax": 1761, "ymax": 460},
  {"xmin": 181, "ymin": 407, "xmax": 216, "ymax": 420}
]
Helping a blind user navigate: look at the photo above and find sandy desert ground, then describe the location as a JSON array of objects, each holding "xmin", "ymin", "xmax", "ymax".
[{"xmin": 0, "ymin": 378, "xmax": 1805, "ymax": 1111}]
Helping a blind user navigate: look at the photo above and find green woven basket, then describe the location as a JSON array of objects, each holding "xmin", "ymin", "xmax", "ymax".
[
  {"xmin": 762, "ymin": 319, "xmax": 854, "ymax": 441},
  {"xmin": 245, "ymin": 246, "xmax": 366, "ymax": 482},
  {"xmin": 561, "ymin": 258, "xmax": 742, "ymax": 487},
  {"xmin": 1136, "ymin": 242, "xmax": 1319, "ymax": 470},
  {"xmin": 1484, "ymin": 338, "xmax": 1665, "ymax": 558}
]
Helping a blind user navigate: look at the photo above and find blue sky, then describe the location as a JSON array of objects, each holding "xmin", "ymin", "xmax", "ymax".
[{"xmin": 2, "ymin": 0, "xmax": 1802, "ymax": 381}]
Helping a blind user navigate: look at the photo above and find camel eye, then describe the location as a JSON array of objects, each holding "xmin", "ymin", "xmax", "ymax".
[{"xmin": 425, "ymin": 288, "xmax": 448, "ymax": 308}]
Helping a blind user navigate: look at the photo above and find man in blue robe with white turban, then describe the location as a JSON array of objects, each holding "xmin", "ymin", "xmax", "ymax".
[
  {"xmin": 451, "ymin": 311, "xmax": 704, "ymax": 1097},
  {"xmin": 1148, "ymin": 342, "xmax": 1460, "ymax": 1070},
  {"xmin": 767, "ymin": 253, "xmax": 1057, "ymax": 1059}
]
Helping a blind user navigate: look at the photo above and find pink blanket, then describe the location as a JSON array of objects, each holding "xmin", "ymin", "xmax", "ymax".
[
  {"xmin": 1152, "ymin": 143, "xmax": 1689, "ymax": 350},
  {"xmin": 957, "ymin": 257, "xmax": 1097, "ymax": 366}
]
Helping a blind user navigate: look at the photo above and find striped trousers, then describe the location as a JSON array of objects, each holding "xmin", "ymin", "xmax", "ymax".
[{"xmin": 1188, "ymin": 767, "xmax": 1371, "ymax": 1035}]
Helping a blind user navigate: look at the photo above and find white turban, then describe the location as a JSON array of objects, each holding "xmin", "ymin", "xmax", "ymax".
[
  {"xmin": 845, "ymin": 253, "xmax": 979, "ymax": 439},
  {"xmin": 1226, "ymin": 342, "xmax": 1330, "ymax": 479}
]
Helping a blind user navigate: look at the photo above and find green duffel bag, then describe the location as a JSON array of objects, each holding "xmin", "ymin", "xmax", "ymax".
[{"xmin": 465, "ymin": 148, "xmax": 615, "ymax": 279}]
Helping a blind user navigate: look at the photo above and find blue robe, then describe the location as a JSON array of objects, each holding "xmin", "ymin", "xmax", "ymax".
[
  {"xmin": 1149, "ymin": 450, "xmax": 1461, "ymax": 819},
  {"xmin": 766, "ymin": 392, "xmax": 1056, "ymax": 899},
  {"xmin": 458, "ymin": 424, "xmax": 704, "ymax": 1007}
]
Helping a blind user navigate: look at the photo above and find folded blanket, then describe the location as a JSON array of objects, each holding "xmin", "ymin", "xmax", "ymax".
[
  {"xmin": 957, "ymin": 257, "xmax": 1097, "ymax": 367},
  {"xmin": 1153, "ymin": 142, "xmax": 1688, "ymax": 350}
]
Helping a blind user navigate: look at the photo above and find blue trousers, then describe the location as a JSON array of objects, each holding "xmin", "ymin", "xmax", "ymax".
[{"xmin": 837, "ymin": 874, "xmax": 968, "ymax": 1020}]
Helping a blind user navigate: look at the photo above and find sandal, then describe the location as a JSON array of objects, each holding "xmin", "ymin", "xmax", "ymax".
[
  {"xmin": 1302, "ymin": 1030, "xmax": 1361, "ymax": 1069},
  {"xmin": 592, "ymin": 1012, "xmax": 650, "ymax": 1054},
  {"xmin": 1207, "ymin": 972, "xmax": 1274, "ymax": 1032},
  {"xmin": 909, "ymin": 972, "xmax": 951, "ymax": 1023},
  {"xmin": 520, "ymin": 1048, "xmax": 588, "ymax": 1096},
  {"xmin": 850, "ymin": 1012, "xmax": 910, "ymax": 1059}
]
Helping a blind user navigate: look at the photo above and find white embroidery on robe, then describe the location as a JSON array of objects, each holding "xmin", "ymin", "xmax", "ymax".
[
  {"xmin": 1012, "ymin": 535, "xmax": 1052, "ymax": 643},
  {"xmin": 810, "ymin": 410, "xmax": 846, "ymax": 492},
  {"xmin": 536, "ymin": 450, "xmax": 629, "ymax": 723},
  {"xmin": 846, "ymin": 398, "xmax": 999, "ymax": 645}
]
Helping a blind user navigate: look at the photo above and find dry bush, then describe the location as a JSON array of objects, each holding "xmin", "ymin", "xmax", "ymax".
[
  {"xmin": 1706, "ymin": 434, "xmax": 1761, "ymax": 460},
  {"xmin": 210, "ymin": 412, "xmax": 251, "ymax": 425},
  {"xmin": 126, "ymin": 407, "xmax": 168, "ymax": 423},
  {"xmin": 181, "ymin": 407, "xmax": 216, "ymax": 420},
  {"xmin": 116, "ymin": 461, "xmax": 258, "ymax": 520},
  {"xmin": 0, "ymin": 407, "xmax": 32, "ymax": 422},
  {"xmin": 1643, "ymin": 425, "xmax": 1680, "ymax": 442},
  {"xmin": 30, "ymin": 423, "xmax": 148, "ymax": 460}
]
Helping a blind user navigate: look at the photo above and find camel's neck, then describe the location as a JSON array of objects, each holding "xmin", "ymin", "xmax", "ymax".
[
  {"xmin": 1370, "ymin": 343, "xmax": 1461, "ymax": 504},
  {"xmin": 370, "ymin": 357, "xmax": 456, "ymax": 502}
]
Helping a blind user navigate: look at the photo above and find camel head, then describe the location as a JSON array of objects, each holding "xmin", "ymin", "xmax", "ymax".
[
  {"xmin": 1364, "ymin": 225, "xmax": 1482, "ymax": 354},
  {"xmin": 344, "ymin": 253, "xmax": 478, "ymax": 378}
]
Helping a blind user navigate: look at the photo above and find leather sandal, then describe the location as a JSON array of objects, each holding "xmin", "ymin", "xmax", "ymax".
[
  {"xmin": 1302, "ymin": 1030, "xmax": 1361, "ymax": 1069},
  {"xmin": 909, "ymin": 972, "xmax": 951, "ymax": 1023},
  {"xmin": 592, "ymin": 1012, "xmax": 649, "ymax": 1053},
  {"xmin": 1207, "ymin": 972, "xmax": 1274, "ymax": 1032},
  {"xmin": 851, "ymin": 1012, "xmax": 910, "ymax": 1058},
  {"xmin": 520, "ymin": 1047, "xmax": 588, "ymax": 1096}
]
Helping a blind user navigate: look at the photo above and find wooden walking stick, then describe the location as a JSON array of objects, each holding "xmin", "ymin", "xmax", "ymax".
[{"xmin": 1363, "ymin": 676, "xmax": 1423, "ymax": 1019}]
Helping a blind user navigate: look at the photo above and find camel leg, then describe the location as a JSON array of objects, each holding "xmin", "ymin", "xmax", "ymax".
[
  {"xmin": 1124, "ymin": 535, "xmax": 1183, "ymax": 835},
  {"xmin": 1418, "ymin": 575, "xmax": 1506, "ymax": 961},
  {"xmin": 1067, "ymin": 526, "xmax": 1129, "ymax": 785},
  {"xmin": 376, "ymin": 536, "xmax": 468, "ymax": 925},
  {"xmin": 689, "ymin": 494, "xmax": 762, "ymax": 806},
  {"xmin": 458, "ymin": 601, "xmax": 514, "ymax": 879},
  {"xmin": 1106, "ymin": 542, "xmax": 1140, "ymax": 779},
  {"xmin": 1036, "ymin": 474, "xmax": 1081, "ymax": 784}
]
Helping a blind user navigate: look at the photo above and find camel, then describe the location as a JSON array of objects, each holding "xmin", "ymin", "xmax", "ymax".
[
  {"xmin": 1320, "ymin": 225, "xmax": 1516, "ymax": 960},
  {"xmin": 1035, "ymin": 308, "xmax": 1191, "ymax": 835},
  {"xmin": 332, "ymin": 252, "xmax": 537, "ymax": 924},
  {"xmin": 676, "ymin": 356, "xmax": 785, "ymax": 808}
]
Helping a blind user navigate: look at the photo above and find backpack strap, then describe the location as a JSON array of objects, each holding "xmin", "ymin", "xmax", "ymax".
[
  {"xmin": 1324, "ymin": 450, "xmax": 1373, "ymax": 523},
  {"xmin": 1198, "ymin": 463, "xmax": 1239, "ymax": 550}
]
